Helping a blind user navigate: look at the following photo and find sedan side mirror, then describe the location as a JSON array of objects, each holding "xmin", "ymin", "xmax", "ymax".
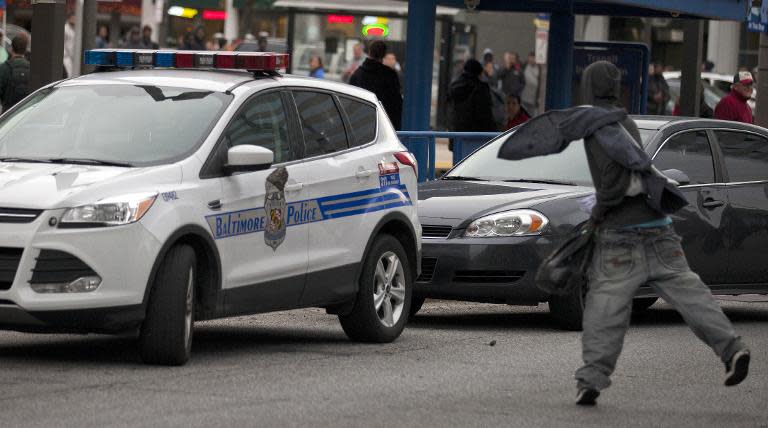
[
  {"xmin": 662, "ymin": 168, "xmax": 690, "ymax": 186},
  {"xmin": 224, "ymin": 145, "xmax": 274, "ymax": 175}
]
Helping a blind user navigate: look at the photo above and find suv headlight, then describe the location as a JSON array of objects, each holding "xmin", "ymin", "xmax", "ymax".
[
  {"xmin": 463, "ymin": 209, "xmax": 549, "ymax": 237},
  {"xmin": 60, "ymin": 193, "xmax": 157, "ymax": 227}
]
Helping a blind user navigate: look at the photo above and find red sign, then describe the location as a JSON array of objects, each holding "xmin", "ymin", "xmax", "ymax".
[
  {"xmin": 327, "ymin": 14, "xmax": 354, "ymax": 24},
  {"xmin": 202, "ymin": 9, "xmax": 226, "ymax": 20}
]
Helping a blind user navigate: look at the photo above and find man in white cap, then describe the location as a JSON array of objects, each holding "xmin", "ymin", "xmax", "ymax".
[{"xmin": 714, "ymin": 71, "xmax": 754, "ymax": 124}]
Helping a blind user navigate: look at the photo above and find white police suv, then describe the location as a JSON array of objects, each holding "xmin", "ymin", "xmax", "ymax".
[{"xmin": 0, "ymin": 50, "xmax": 421, "ymax": 365}]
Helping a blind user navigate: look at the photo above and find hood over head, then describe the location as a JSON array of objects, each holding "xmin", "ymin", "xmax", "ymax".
[{"xmin": 581, "ymin": 60, "xmax": 622, "ymax": 107}]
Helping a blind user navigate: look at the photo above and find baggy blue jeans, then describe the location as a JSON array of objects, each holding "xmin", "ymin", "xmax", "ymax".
[{"xmin": 575, "ymin": 225, "xmax": 745, "ymax": 390}]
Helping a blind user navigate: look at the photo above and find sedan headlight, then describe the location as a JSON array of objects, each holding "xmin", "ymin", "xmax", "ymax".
[
  {"xmin": 463, "ymin": 209, "xmax": 549, "ymax": 237},
  {"xmin": 60, "ymin": 193, "xmax": 157, "ymax": 227}
]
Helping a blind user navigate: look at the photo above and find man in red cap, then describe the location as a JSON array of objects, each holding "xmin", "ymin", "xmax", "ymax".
[{"xmin": 714, "ymin": 71, "xmax": 754, "ymax": 124}]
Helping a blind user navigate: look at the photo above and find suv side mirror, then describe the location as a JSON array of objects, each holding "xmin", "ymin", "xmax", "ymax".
[
  {"xmin": 224, "ymin": 145, "xmax": 274, "ymax": 175},
  {"xmin": 662, "ymin": 168, "xmax": 690, "ymax": 186}
]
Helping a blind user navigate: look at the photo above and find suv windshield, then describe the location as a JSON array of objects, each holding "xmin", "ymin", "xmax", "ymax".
[
  {"xmin": 0, "ymin": 85, "xmax": 232, "ymax": 166},
  {"xmin": 446, "ymin": 129, "xmax": 656, "ymax": 186}
]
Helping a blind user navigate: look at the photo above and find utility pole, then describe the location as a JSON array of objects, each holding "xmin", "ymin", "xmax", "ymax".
[
  {"xmin": 30, "ymin": 0, "xmax": 66, "ymax": 91},
  {"xmin": 81, "ymin": 0, "xmax": 96, "ymax": 74},
  {"xmin": 679, "ymin": 19, "xmax": 703, "ymax": 117}
]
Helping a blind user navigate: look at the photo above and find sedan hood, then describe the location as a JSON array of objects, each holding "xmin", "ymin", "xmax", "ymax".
[
  {"xmin": 418, "ymin": 179, "xmax": 592, "ymax": 225},
  {"xmin": 0, "ymin": 162, "xmax": 182, "ymax": 209}
]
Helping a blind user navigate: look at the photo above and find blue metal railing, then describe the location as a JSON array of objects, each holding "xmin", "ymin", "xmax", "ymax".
[{"xmin": 396, "ymin": 131, "xmax": 499, "ymax": 181}]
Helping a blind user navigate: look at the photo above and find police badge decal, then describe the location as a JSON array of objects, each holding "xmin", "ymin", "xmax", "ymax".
[{"xmin": 264, "ymin": 167, "xmax": 289, "ymax": 250}]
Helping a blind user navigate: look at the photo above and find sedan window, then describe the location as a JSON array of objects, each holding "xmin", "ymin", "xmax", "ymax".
[
  {"xmin": 653, "ymin": 131, "xmax": 714, "ymax": 184},
  {"xmin": 715, "ymin": 131, "xmax": 768, "ymax": 183}
]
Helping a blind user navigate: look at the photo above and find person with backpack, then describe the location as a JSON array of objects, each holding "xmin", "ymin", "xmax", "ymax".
[{"xmin": 0, "ymin": 35, "xmax": 31, "ymax": 111}]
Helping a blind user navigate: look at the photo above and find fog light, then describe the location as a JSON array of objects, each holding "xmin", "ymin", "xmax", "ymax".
[{"xmin": 31, "ymin": 276, "xmax": 102, "ymax": 293}]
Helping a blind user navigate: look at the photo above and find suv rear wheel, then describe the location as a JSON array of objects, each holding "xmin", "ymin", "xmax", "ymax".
[
  {"xmin": 339, "ymin": 234, "xmax": 412, "ymax": 342},
  {"xmin": 139, "ymin": 244, "xmax": 196, "ymax": 365}
]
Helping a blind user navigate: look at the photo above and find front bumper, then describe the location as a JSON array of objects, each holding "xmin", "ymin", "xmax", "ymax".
[
  {"xmin": 0, "ymin": 210, "xmax": 162, "ymax": 331},
  {"xmin": 416, "ymin": 234, "xmax": 560, "ymax": 304}
]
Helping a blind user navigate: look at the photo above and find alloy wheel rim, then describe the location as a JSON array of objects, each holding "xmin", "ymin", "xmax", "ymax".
[{"xmin": 373, "ymin": 251, "xmax": 405, "ymax": 328}]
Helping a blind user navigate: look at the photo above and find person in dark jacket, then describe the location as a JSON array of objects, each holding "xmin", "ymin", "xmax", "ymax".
[
  {"xmin": 0, "ymin": 35, "xmax": 30, "ymax": 111},
  {"xmin": 496, "ymin": 51, "xmax": 525, "ymax": 98},
  {"xmin": 714, "ymin": 72, "xmax": 754, "ymax": 124},
  {"xmin": 349, "ymin": 41, "xmax": 403, "ymax": 130},
  {"xmin": 447, "ymin": 59, "xmax": 497, "ymax": 133},
  {"xmin": 578, "ymin": 61, "xmax": 749, "ymax": 405},
  {"xmin": 500, "ymin": 60, "xmax": 751, "ymax": 407},
  {"xmin": 646, "ymin": 62, "xmax": 670, "ymax": 115}
]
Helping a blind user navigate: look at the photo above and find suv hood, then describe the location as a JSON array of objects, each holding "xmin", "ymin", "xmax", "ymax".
[
  {"xmin": 0, "ymin": 162, "xmax": 182, "ymax": 209},
  {"xmin": 418, "ymin": 179, "xmax": 592, "ymax": 225}
]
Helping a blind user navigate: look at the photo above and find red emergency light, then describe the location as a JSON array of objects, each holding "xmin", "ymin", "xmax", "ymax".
[
  {"xmin": 84, "ymin": 49, "xmax": 290, "ymax": 74},
  {"xmin": 202, "ymin": 10, "xmax": 226, "ymax": 20}
]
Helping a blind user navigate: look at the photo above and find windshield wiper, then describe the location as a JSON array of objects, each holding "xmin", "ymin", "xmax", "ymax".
[
  {"xmin": 441, "ymin": 176, "xmax": 488, "ymax": 181},
  {"xmin": 48, "ymin": 158, "xmax": 134, "ymax": 167},
  {"xmin": 503, "ymin": 178, "xmax": 576, "ymax": 186},
  {"xmin": 0, "ymin": 157, "xmax": 54, "ymax": 163}
]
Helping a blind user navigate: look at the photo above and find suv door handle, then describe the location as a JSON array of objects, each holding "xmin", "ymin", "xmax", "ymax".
[
  {"xmin": 356, "ymin": 169, "xmax": 376, "ymax": 178},
  {"xmin": 285, "ymin": 183, "xmax": 303, "ymax": 192},
  {"xmin": 702, "ymin": 199, "xmax": 724, "ymax": 209}
]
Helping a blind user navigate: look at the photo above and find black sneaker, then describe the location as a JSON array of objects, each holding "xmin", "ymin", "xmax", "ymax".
[
  {"xmin": 576, "ymin": 388, "xmax": 600, "ymax": 406},
  {"xmin": 724, "ymin": 349, "xmax": 750, "ymax": 387}
]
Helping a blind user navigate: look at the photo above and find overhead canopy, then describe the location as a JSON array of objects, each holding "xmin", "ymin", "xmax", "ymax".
[{"xmin": 435, "ymin": 0, "xmax": 750, "ymax": 21}]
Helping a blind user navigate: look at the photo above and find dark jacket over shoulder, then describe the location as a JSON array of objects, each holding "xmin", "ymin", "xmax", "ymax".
[
  {"xmin": 447, "ymin": 72, "xmax": 497, "ymax": 132},
  {"xmin": 497, "ymin": 106, "xmax": 688, "ymax": 222},
  {"xmin": 349, "ymin": 58, "xmax": 403, "ymax": 130}
]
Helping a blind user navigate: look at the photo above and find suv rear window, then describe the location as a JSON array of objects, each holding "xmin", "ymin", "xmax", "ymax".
[
  {"xmin": 340, "ymin": 97, "xmax": 376, "ymax": 146},
  {"xmin": 293, "ymin": 91, "xmax": 348, "ymax": 157}
]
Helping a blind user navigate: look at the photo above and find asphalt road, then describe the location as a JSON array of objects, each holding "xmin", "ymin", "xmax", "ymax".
[{"xmin": 1, "ymin": 298, "xmax": 767, "ymax": 428}]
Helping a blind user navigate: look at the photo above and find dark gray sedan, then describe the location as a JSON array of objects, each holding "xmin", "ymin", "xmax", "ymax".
[{"xmin": 415, "ymin": 117, "xmax": 768, "ymax": 329}]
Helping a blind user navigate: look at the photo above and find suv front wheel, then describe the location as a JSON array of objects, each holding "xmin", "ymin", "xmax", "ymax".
[
  {"xmin": 339, "ymin": 234, "xmax": 412, "ymax": 342},
  {"xmin": 139, "ymin": 244, "xmax": 196, "ymax": 365}
]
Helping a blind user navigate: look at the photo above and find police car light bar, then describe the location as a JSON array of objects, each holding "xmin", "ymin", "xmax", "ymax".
[{"xmin": 84, "ymin": 49, "xmax": 290, "ymax": 73}]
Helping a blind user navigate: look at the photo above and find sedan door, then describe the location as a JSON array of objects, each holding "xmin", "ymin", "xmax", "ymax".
[
  {"xmin": 712, "ymin": 130, "xmax": 768, "ymax": 285},
  {"xmin": 652, "ymin": 129, "xmax": 729, "ymax": 285}
]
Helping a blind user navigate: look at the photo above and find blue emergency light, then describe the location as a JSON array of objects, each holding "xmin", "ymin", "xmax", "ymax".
[{"xmin": 83, "ymin": 49, "xmax": 290, "ymax": 72}]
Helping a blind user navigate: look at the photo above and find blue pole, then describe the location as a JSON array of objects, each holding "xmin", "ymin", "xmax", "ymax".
[
  {"xmin": 545, "ymin": 0, "xmax": 575, "ymax": 111},
  {"xmin": 403, "ymin": 0, "xmax": 436, "ymax": 131}
]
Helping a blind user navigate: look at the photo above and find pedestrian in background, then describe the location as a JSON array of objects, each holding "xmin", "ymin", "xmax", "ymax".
[
  {"xmin": 573, "ymin": 61, "xmax": 750, "ymax": 405},
  {"xmin": 505, "ymin": 94, "xmax": 529, "ymax": 129},
  {"xmin": 521, "ymin": 52, "xmax": 540, "ymax": 116},
  {"xmin": 257, "ymin": 35, "xmax": 268, "ymax": 52},
  {"xmin": 349, "ymin": 40, "xmax": 402, "ymax": 130},
  {"xmin": 714, "ymin": 71, "xmax": 754, "ymax": 124},
  {"xmin": 0, "ymin": 35, "xmax": 30, "ymax": 111},
  {"xmin": 63, "ymin": 12, "xmax": 75, "ymax": 78},
  {"xmin": 342, "ymin": 42, "xmax": 365, "ymax": 83},
  {"xmin": 185, "ymin": 26, "xmax": 207, "ymax": 50},
  {"xmin": 95, "ymin": 24, "xmax": 110, "ymax": 49},
  {"xmin": 309, "ymin": 55, "xmax": 325, "ymax": 79},
  {"xmin": 647, "ymin": 62, "xmax": 670, "ymax": 115},
  {"xmin": 447, "ymin": 58, "xmax": 496, "ymax": 136},
  {"xmin": 481, "ymin": 48, "xmax": 499, "ymax": 89},
  {"xmin": 383, "ymin": 52, "xmax": 404, "ymax": 90},
  {"xmin": 121, "ymin": 26, "xmax": 145, "ymax": 49},
  {"xmin": 497, "ymin": 51, "xmax": 525, "ymax": 99},
  {"xmin": 142, "ymin": 25, "xmax": 159, "ymax": 50}
]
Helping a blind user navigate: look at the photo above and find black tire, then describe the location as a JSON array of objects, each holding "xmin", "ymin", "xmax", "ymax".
[
  {"xmin": 139, "ymin": 245, "xmax": 196, "ymax": 365},
  {"xmin": 632, "ymin": 297, "xmax": 658, "ymax": 312},
  {"xmin": 548, "ymin": 282, "xmax": 586, "ymax": 331},
  {"xmin": 409, "ymin": 295, "xmax": 426, "ymax": 318},
  {"xmin": 339, "ymin": 234, "xmax": 412, "ymax": 342}
]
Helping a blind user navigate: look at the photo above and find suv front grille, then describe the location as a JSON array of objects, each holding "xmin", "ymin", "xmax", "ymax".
[
  {"xmin": 416, "ymin": 257, "xmax": 438, "ymax": 283},
  {"xmin": 422, "ymin": 225, "xmax": 453, "ymax": 239},
  {"xmin": 0, "ymin": 248, "xmax": 23, "ymax": 290},
  {"xmin": 453, "ymin": 270, "xmax": 525, "ymax": 284},
  {"xmin": 0, "ymin": 207, "xmax": 42, "ymax": 223},
  {"xmin": 30, "ymin": 250, "xmax": 97, "ymax": 284}
]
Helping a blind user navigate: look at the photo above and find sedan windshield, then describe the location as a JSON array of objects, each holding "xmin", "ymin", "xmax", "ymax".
[
  {"xmin": 445, "ymin": 129, "xmax": 656, "ymax": 185},
  {"xmin": 0, "ymin": 85, "xmax": 232, "ymax": 166}
]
